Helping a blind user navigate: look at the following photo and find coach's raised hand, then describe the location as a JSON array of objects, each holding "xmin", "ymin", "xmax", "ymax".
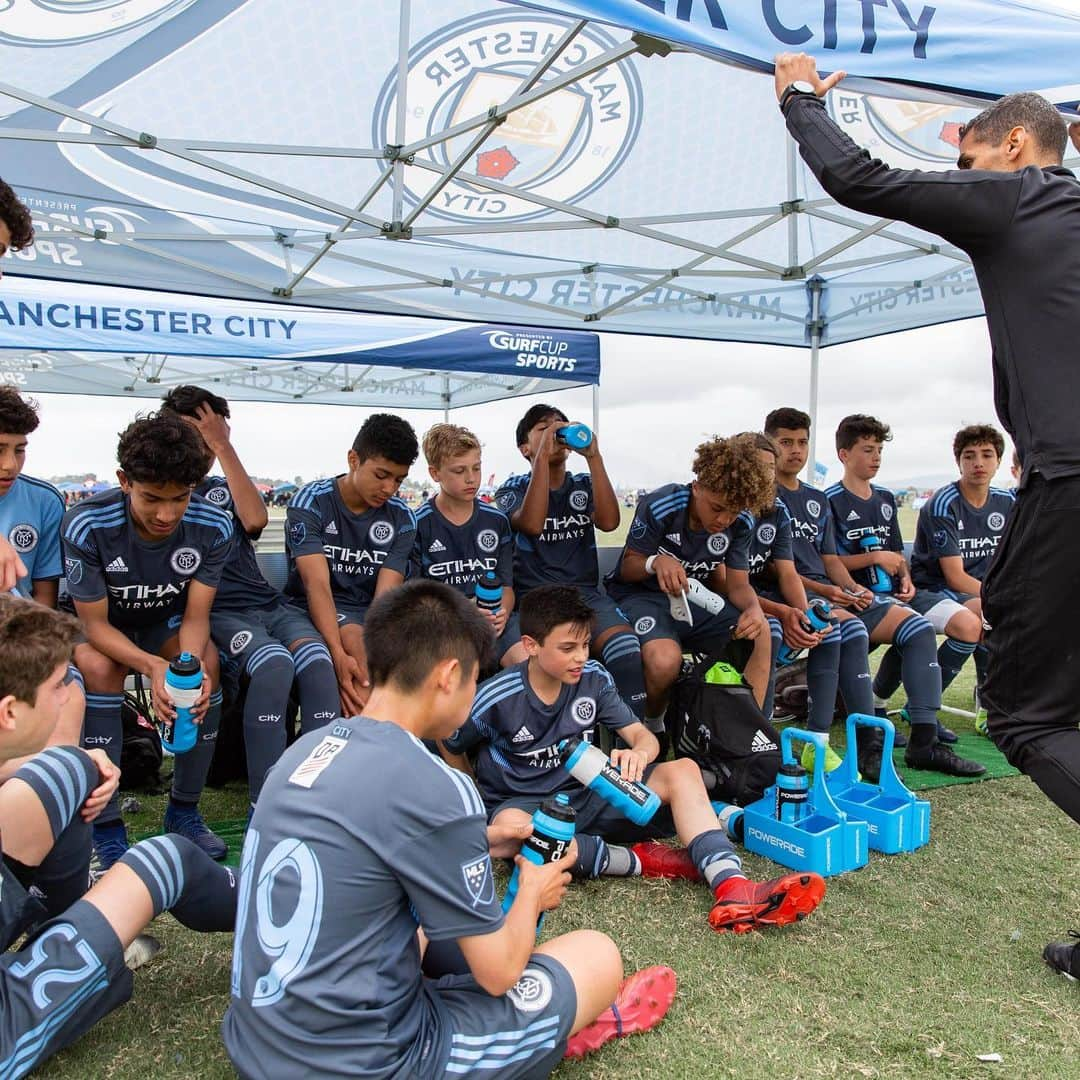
[{"xmin": 773, "ymin": 52, "xmax": 845, "ymax": 102}]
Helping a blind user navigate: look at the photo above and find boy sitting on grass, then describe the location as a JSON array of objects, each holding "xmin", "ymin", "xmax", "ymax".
[{"xmin": 443, "ymin": 585, "xmax": 826, "ymax": 934}]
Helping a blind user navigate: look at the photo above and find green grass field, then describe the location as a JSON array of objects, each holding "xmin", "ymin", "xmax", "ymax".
[{"xmin": 39, "ymin": 503, "xmax": 1078, "ymax": 1078}]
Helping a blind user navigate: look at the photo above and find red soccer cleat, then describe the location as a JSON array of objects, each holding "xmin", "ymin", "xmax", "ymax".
[
  {"xmin": 563, "ymin": 965, "xmax": 677, "ymax": 1060},
  {"xmin": 630, "ymin": 841, "xmax": 701, "ymax": 881},
  {"xmin": 708, "ymin": 871, "xmax": 826, "ymax": 934}
]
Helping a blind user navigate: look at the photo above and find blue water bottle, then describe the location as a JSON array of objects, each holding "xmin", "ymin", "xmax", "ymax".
[
  {"xmin": 502, "ymin": 793, "xmax": 576, "ymax": 938},
  {"xmin": 161, "ymin": 652, "xmax": 202, "ymax": 754},
  {"xmin": 775, "ymin": 762, "xmax": 809, "ymax": 823},
  {"xmin": 859, "ymin": 535, "xmax": 893, "ymax": 593},
  {"xmin": 558, "ymin": 736, "xmax": 660, "ymax": 825},
  {"xmin": 776, "ymin": 599, "xmax": 836, "ymax": 665},
  {"xmin": 555, "ymin": 423, "xmax": 593, "ymax": 451},
  {"xmin": 474, "ymin": 570, "xmax": 502, "ymax": 614}
]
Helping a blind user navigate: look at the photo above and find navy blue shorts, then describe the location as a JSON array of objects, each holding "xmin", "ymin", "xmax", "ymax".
[
  {"xmin": 429, "ymin": 953, "xmax": 576, "ymax": 1078},
  {"xmin": 212, "ymin": 601, "xmax": 324, "ymax": 668},
  {"xmin": 619, "ymin": 589, "xmax": 739, "ymax": 652},
  {"xmin": 287, "ymin": 597, "xmax": 367, "ymax": 630}
]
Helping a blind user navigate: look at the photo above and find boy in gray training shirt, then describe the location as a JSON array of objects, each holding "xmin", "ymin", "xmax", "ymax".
[{"xmin": 223, "ymin": 581, "xmax": 676, "ymax": 1078}]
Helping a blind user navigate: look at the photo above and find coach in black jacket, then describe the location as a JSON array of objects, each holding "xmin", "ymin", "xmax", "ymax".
[{"xmin": 775, "ymin": 53, "xmax": 1078, "ymax": 973}]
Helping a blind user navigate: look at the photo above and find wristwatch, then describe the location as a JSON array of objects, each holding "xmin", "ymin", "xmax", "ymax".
[{"xmin": 779, "ymin": 80, "xmax": 817, "ymax": 112}]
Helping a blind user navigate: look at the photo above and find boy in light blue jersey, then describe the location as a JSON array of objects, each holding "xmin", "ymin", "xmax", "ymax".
[
  {"xmin": 62, "ymin": 413, "xmax": 234, "ymax": 868},
  {"xmin": 907, "ymin": 424, "xmax": 1014, "ymax": 733},
  {"xmin": 445, "ymin": 586, "xmax": 826, "ymax": 935},
  {"xmin": 605, "ymin": 434, "xmax": 776, "ymax": 727},
  {"xmin": 224, "ymin": 579, "xmax": 677, "ymax": 1078},
  {"xmin": 285, "ymin": 413, "xmax": 418, "ymax": 716},
  {"xmin": 496, "ymin": 403, "xmax": 648, "ymax": 725},
  {"xmin": 0, "ymin": 387, "xmax": 86, "ymax": 757},
  {"xmin": 0, "ymin": 596, "xmax": 236, "ymax": 1080},
  {"xmin": 162, "ymin": 386, "xmax": 339, "ymax": 812},
  {"xmin": 416, "ymin": 423, "xmax": 527, "ymax": 669}
]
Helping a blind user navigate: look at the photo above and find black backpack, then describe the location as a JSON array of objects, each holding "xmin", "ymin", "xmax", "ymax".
[
  {"xmin": 664, "ymin": 655, "xmax": 783, "ymax": 807},
  {"xmin": 120, "ymin": 691, "xmax": 164, "ymax": 793}
]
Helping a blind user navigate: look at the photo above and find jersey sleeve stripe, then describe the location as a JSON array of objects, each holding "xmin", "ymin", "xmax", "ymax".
[
  {"xmin": 470, "ymin": 671, "xmax": 524, "ymax": 712},
  {"xmin": 470, "ymin": 682, "xmax": 525, "ymax": 720}
]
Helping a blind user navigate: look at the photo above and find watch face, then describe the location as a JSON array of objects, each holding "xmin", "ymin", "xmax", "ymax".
[{"xmin": 793, "ymin": 80, "xmax": 816, "ymax": 95}]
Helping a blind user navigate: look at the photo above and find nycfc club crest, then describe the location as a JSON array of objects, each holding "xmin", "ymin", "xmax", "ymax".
[
  {"xmin": 476, "ymin": 528, "xmax": 499, "ymax": 553},
  {"xmin": 369, "ymin": 521, "xmax": 395, "ymax": 546},
  {"xmin": 569, "ymin": 490, "xmax": 590, "ymax": 512},
  {"xmin": 170, "ymin": 547, "xmax": 201, "ymax": 575},
  {"xmin": 8, "ymin": 523, "xmax": 38, "ymax": 552},
  {"xmin": 373, "ymin": 10, "xmax": 642, "ymax": 224},
  {"xmin": 828, "ymin": 92, "xmax": 978, "ymax": 171},
  {"xmin": 988, "ymin": 512, "xmax": 1005, "ymax": 531},
  {"xmin": 707, "ymin": 533, "xmax": 729, "ymax": 557},
  {"xmin": 205, "ymin": 486, "xmax": 231, "ymax": 506},
  {"xmin": 756, "ymin": 522, "xmax": 776, "ymax": 546},
  {"xmin": 230, "ymin": 630, "xmax": 253, "ymax": 655},
  {"xmin": 506, "ymin": 967, "xmax": 554, "ymax": 1013},
  {"xmin": 572, "ymin": 697, "xmax": 596, "ymax": 726},
  {"xmin": 635, "ymin": 616, "xmax": 656, "ymax": 635}
]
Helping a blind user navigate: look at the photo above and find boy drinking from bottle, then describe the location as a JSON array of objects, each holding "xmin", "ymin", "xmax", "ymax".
[
  {"xmin": 224, "ymin": 580, "xmax": 675, "ymax": 1077},
  {"xmin": 416, "ymin": 423, "xmax": 527, "ymax": 668},
  {"xmin": 443, "ymin": 585, "xmax": 826, "ymax": 934}
]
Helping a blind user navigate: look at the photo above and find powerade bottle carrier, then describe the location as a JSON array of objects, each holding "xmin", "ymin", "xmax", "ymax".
[
  {"xmin": 161, "ymin": 652, "xmax": 201, "ymax": 754},
  {"xmin": 502, "ymin": 793, "xmax": 576, "ymax": 938},
  {"xmin": 859, "ymin": 535, "xmax": 894, "ymax": 593},
  {"xmin": 474, "ymin": 570, "xmax": 502, "ymax": 614},
  {"xmin": 558, "ymin": 736, "xmax": 660, "ymax": 825}
]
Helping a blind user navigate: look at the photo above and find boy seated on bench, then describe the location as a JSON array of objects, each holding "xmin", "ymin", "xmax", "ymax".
[
  {"xmin": 285, "ymin": 413, "xmax": 418, "ymax": 715},
  {"xmin": 62, "ymin": 413, "xmax": 235, "ymax": 867},
  {"xmin": 415, "ymin": 423, "xmax": 527, "ymax": 669},
  {"xmin": 161, "ymin": 386, "xmax": 340, "ymax": 815},
  {"xmin": 604, "ymin": 434, "xmax": 777, "ymax": 727},
  {"xmin": 443, "ymin": 585, "xmax": 826, "ymax": 934},
  {"xmin": 0, "ymin": 596, "xmax": 236, "ymax": 1079},
  {"xmin": 908, "ymin": 424, "xmax": 1015, "ymax": 735}
]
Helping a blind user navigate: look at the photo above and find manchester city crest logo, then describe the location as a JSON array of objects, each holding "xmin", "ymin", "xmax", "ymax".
[
  {"xmin": 828, "ymin": 93, "xmax": 978, "ymax": 171},
  {"xmin": 0, "ymin": 0, "xmax": 189, "ymax": 46},
  {"xmin": 372, "ymin": 10, "xmax": 643, "ymax": 224}
]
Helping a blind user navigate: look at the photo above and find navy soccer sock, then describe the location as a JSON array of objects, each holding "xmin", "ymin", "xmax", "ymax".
[
  {"xmin": 760, "ymin": 618, "xmax": 784, "ymax": 721},
  {"xmin": 171, "ymin": 688, "xmax": 223, "ymax": 806},
  {"xmin": 838, "ymin": 617, "xmax": 875, "ymax": 716},
  {"xmin": 119, "ymin": 834, "xmax": 237, "ymax": 931},
  {"xmin": 571, "ymin": 834, "xmax": 639, "ymax": 878},
  {"xmin": 938, "ymin": 637, "xmax": 977, "ymax": 694},
  {"xmin": 871, "ymin": 645, "xmax": 903, "ymax": 701},
  {"xmin": 82, "ymin": 692, "xmax": 123, "ymax": 825},
  {"xmin": 893, "ymin": 616, "xmax": 942, "ymax": 727},
  {"xmin": 600, "ymin": 633, "xmax": 648, "ymax": 720},
  {"xmin": 291, "ymin": 640, "xmax": 341, "ymax": 732},
  {"xmin": 805, "ymin": 627, "xmax": 841, "ymax": 734},
  {"xmin": 687, "ymin": 829, "xmax": 743, "ymax": 889},
  {"xmin": 241, "ymin": 644, "xmax": 295, "ymax": 803},
  {"xmin": 974, "ymin": 643, "xmax": 989, "ymax": 690}
]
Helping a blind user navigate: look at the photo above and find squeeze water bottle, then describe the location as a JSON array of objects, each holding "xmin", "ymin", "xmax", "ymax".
[
  {"xmin": 161, "ymin": 652, "xmax": 202, "ymax": 754},
  {"xmin": 555, "ymin": 423, "xmax": 593, "ymax": 451},
  {"xmin": 859, "ymin": 535, "xmax": 894, "ymax": 594},
  {"xmin": 775, "ymin": 762, "xmax": 809, "ymax": 824},
  {"xmin": 502, "ymin": 793, "xmax": 577, "ymax": 938},
  {"xmin": 558, "ymin": 736, "xmax": 660, "ymax": 825},
  {"xmin": 776, "ymin": 598, "xmax": 836, "ymax": 666},
  {"xmin": 474, "ymin": 570, "xmax": 502, "ymax": 614}
]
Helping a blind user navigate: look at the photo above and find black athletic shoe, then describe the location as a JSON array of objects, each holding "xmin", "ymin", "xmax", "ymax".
[
  {"xmin": 892, "ymin": 728, "xmax": 908, "ymax": 748},
  {"xmin": 936, "ymin": 721, "xmax": 958, "ymax": 744},
  {"xmin": 904, "ymin": 742, "xmax": 986, "ymax": 777},
  {"xmin": 1043, "ymin": 932, "xmax": 1080, "ymax": 981},
  {"xmin": 855, "ymin": 726, "xmax": 884, "ymax": 784}
]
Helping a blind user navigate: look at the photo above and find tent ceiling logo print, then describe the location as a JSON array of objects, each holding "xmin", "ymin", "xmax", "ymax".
[
  {"xmin": 372, "ymin": 9, "xmax": 642, "ymax": 224},
  {"xmin": 0, "ymin": 0, "xmax": 191, "ymax": 46},
  {"xmin": 829, "ymin": 93, "xmax": 978, "ymax": 169}
]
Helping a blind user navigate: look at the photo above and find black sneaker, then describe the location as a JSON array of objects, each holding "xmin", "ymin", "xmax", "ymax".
[
  {"xmin": 855, "ymin": 726, "xmax": 884, "ymax": 784},
  {"xmin": 1043, "ymin": 932, "xmax": 1080, "ymax": 981},
  {"xmin": 904, "ymin": 742, "xmax": 986, "ymax": 777}
]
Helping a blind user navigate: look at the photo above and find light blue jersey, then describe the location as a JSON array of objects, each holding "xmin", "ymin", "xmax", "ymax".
[{"xmin": 0, "ymin": 474, "xmax": 64, "ymax": 597}]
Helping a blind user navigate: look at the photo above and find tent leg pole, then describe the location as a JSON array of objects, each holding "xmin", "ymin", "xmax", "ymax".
[
  {"xmin": 805, "ymin": 278, "xmax": 823, "ymax": 485},
  {"xmin": 442, "ymin": 374, "xmax": 450, "ymax": 423},
  {"xmin": 592, "ymin": 384, "xmax": 599, "ymax": 436}
]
